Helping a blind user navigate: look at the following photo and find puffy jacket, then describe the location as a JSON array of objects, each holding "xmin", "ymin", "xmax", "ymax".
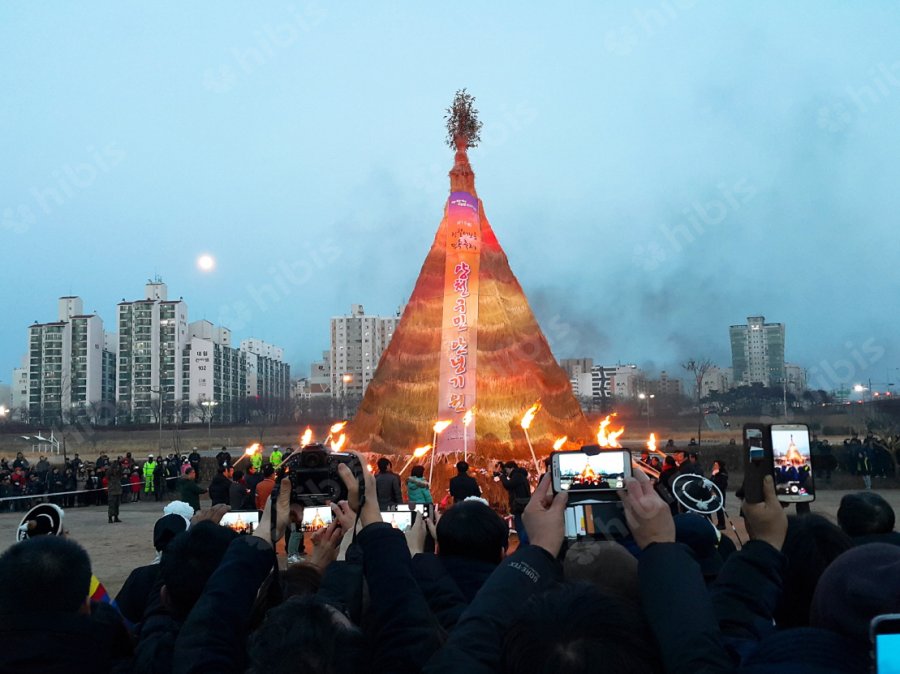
[{"xmin": 407, "ymin": 476, "xmax": 433, "ymax": 504}]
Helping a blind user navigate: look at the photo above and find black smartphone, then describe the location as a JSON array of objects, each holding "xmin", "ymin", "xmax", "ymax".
[
  {"xmin": 771, "ymin": 423, "xmax": 815, "ymax": 503},
  {"xmin": 408, "ymin": 503, "xmax": 435, "ymax": 518},
  {"xmin": 871, "ymin": 613, "xmax": 900, "ymax": 672},
  {"xmin": 552, "ymin": 448, "xmax": 631, "ymax": 493},
  {"xmin": 742, "ymin": 424, "xmax": 771, "ymax": 504}
]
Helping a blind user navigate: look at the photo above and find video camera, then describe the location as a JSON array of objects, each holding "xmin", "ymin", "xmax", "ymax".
[{"xmin": 276, "ymin": 443, "xmax": 365, "ymax": 507}]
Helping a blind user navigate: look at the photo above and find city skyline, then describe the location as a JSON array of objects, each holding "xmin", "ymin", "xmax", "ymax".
[{"xmin": 3, "ymin": 3, "xmax": 900, "ymax": 396}]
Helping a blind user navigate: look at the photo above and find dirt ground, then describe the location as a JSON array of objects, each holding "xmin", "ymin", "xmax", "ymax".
[{"xmin": 3, "ymin": 485, "xmax": 900, "ymax": 598}]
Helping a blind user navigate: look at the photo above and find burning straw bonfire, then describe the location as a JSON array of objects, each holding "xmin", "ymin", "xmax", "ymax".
[{"xmin": 346, "ymin": 90, "xmax": 592, "ymax": 467}]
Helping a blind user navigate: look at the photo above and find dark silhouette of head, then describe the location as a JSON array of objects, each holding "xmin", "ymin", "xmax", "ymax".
[
  {"xmin": 502, "ymin": 583, "xmax": 659, "ymax": 674},
  {"xmin": 775, "ymin": 514, "xmax": 853, "ymax": 628},
  {"xmin": 456, "ymin": 461, "xmax": 469, "ymax": 474},
  {"xmin": 411, "ymin": 465, "xmax": 425, "ymax": 478},
  {"xmin": 0, "ymin": 536, "xmax": 92, "ymax": 616},
  {"xmin": 247, "ymin": 595, "xmax": 364, "ymax": 674},
  {"xmin": 160, "ymin": 521, "xmax": 237, "ymax": 620},
  {"xmin": 838, "ymin": 491, "xmax": 895, "ymax": 537},
  {"xmin": 437, "ymin": 500, "xmax": 508, "ymax": 564},
  {"xmin": 377, "ymin": 458, "xmax": 391, "ymax": 473}
]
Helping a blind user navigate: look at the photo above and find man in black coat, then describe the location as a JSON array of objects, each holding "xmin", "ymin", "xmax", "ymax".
[
  {"xmin": 449, "ymin": 461, "xmax": 481, "ymax": 503},
  {"xmin": 499, "ymin": 461, "xmax": 531, "ymax": 545},
  {"xmin": 207, "ymin": 464, "xmax": 234, "ymax": 506},
  {"xmin": 375, "ymin": 458, "xmax": 402, "ymax": 510}
]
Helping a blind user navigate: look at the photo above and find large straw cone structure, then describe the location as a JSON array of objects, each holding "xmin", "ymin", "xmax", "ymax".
[{"xmin": 348, "ymin": 137, "xmax": 591, "ymax": 460}]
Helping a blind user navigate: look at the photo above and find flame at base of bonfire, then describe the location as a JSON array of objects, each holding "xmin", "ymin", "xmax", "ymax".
[{"xmin": 596, "ymin": 415, "xmax": 624, "ymax": 448}]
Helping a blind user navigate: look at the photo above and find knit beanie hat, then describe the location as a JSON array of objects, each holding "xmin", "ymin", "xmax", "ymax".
[{"xmin": 810, "ymin": 543, "xmax": 900, "ymax": 643}]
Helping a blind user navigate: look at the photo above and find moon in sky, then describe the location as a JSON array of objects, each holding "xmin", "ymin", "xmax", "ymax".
[{"xmin": 197, "ymin": 254, "xmax": 216, "ymax": 272}]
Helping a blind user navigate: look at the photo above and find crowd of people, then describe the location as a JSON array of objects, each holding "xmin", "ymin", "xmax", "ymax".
[
  {"xmin": 0, "ymin": 449, "xmax": 207, "ymax": 514},
  {"xmin": 5, "ymin": 443, "xmax": 900, "ymax": 672}
]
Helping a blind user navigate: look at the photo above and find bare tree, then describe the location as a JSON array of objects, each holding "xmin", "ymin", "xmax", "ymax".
[{"xmin": 681, "ymin": 358, "xmax": 714, "ymax": 446}]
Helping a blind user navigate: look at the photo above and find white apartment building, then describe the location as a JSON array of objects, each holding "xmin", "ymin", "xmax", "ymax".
[
  {"xmin": 185, "ymin": 320, "xmax": 246, "ymax": 422},
  {"xmin": 571, "ymin": 364, "xmax": 645, "ymax": 401},
  {"xmin": 11, "ymin": 359, "xmax": 28, "ymax": 420},
  {"xmin": 240, "ymin": 338, "xmax": 290, "ymax": 402},
  {"xmin": 784, "ymin": 364, "xmax": 807, "ymax": 394},
  {"xmin": 730, "ymin": 315, "xmax": 786, "ymax": 387},
  {"xmin": 701, "ymin": 366, "xmax": 734, "ymax": 398},
  {"xmin": 117, "ymin": 280, "xmax": 189, "ymax": 424},
  {"xmin": 25, "ymin": 296, "xmax": 109, "ymax": 424},
  {"xmin": 330, "ymin": 304, "xmax": 399, "ymax": 399}
]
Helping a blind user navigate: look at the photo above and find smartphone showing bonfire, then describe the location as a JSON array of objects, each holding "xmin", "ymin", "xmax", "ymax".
[
  {"xmin": 771, "ymin": 423, "xmax": 815, "ymax": 502},
  {"xmin": 220, "ymin": 511, "xmax": 259, "ymax": 535},
  {"xmin": 552, "ymin": 449, "xmax": 631, "ymax": 493},
  {"xmin": 300, "ymin": 506, "xmax": 333, "ymax": 532},
  {"xmin": 381, "ymin": 510, "xmax": 414, "ymax": 532}
]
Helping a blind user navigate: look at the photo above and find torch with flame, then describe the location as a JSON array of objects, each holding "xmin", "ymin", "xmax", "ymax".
[
  {"xmin": 234, "ymin": 442, "xmax": 259, "ymax": 467},
  {"xmin": 462, "ymin": 408, "xmax": 475, "ymax": 462},
  {"xmin": 553, "ymin": 436, "xmax": 568, "ymax": 451},
  {"xmin": 325, "ymin": 421, "xmax": 347, "ymax": 444},
  {"xmin": 520, "ymin": 402, "xmax": 542, "ymax": 475},
  {"xmin": 596, "ymin": 415, "xmax": 625, "ymax": 448},
  {"xmin": 400, "ymin": 444, "xmax": 432, "ymax": 474},
  {"xmin": 428, "ymin": 420, "xmax": 452, "ymax": 483},
  {"xmin": 330, "ymin": 433, "xmax": 346, "ymax": 452},
  {"xmin": 300, "ymin": 427, "xmax": 313, "ymax": 448}
]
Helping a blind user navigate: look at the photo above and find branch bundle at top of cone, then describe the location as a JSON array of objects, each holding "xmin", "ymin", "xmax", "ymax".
[{"xmin": 445, "ymin": 89, "xmax": 483, "ymax": 149}]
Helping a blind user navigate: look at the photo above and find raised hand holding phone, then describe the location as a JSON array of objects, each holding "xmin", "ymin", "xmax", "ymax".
[
  {"xmin": 522, "ymin": 473, "xmax": 568, "ymax": 557},
  {"xmin": 617, "ymin": 469, "xmax": 675, "ymax": 550},
  {"xmin": 741, "ymin": 475, "xmax": 788, "ymax": 551}
]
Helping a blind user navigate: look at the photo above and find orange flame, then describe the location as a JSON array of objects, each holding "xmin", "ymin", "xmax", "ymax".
[
  {"xmin": 647, "ymin": 433, "xmax": 657, "ymax": 453},
  {"xmin": 330, "ymin": 421, "xmax": 347, "ymax": 434},
  {"xmin": 413, "ymin": 444, "xmax": 432, "ymax": 458},
  {"xmin": 433, "ymin": 420, "xmax": 452, "ymax": 434},
  {"xmin": 520, "ymin": 402, "xmax": 541, "ymax": 430},
  {"xmin": 300, "ymin": 427, "xmax": 313, "ymax": 447},
  {"xmin": 596, "ymin": 415, "xmax": 625, "ymax": 448},
  {"xmin": 330, "ymin": 434, "xmax": 346, "ymax": 452},
  {"xmin": 553, "ymin": 436, "xmax": 568, "ymax": 451},
  {"xmin": 244, "ymin": 443, "xmax": 259, "ymax": 456},
  {"xmin": 463, "ymin": 408, "xmax": 475, "ymax": 426}
]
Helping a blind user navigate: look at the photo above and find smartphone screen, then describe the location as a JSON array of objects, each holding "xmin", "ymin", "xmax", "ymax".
[
  {"xmin": 220, "ymin": 511, "xmax": 260, "ymax": 535},
  {"xmin": 873, "ymin": 615, "xmax": 900, "ymax": 673},
  {"xmin": 381, "ymin": 510, "xmax": 414, "ymax": 532},
  {"xmin": 771, "ymin": 424, "xmax": 815, "ymax": 502},
  {"xmin": 300, "ymin": 506, "xmax": 333, "ymax": 532},
  {"xmin": 553, "ymin": 450, "xmax": 630, "ymax": 492}
]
